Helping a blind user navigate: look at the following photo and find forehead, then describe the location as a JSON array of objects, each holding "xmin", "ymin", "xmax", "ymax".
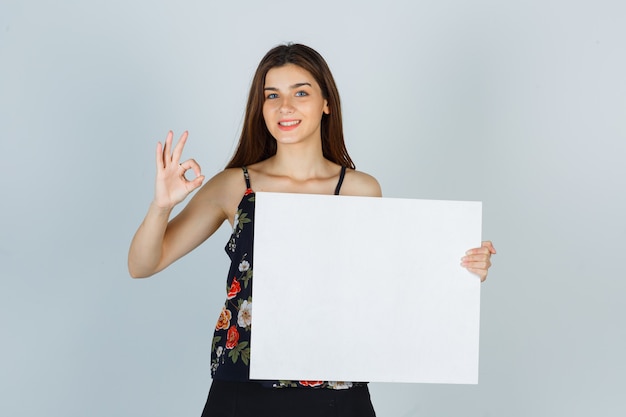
[{"xmin": 264, "ymin": 64, "xmax": 320, "ymax": 88}]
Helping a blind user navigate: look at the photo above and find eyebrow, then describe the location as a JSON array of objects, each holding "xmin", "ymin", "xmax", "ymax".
[{"xmin": 263, "ymin": 82, "xmax": 312, "ymax": 91}]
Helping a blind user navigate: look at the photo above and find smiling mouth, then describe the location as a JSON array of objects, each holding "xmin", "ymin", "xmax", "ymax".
[{"xmin": 279, "ymin": 120, "xmax": 301, "ymax": 127}]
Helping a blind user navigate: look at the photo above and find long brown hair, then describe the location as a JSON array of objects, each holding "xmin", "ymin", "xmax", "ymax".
[{"xmin": 225, "ymin": 44, "xmax": 355, "ymax": 169}]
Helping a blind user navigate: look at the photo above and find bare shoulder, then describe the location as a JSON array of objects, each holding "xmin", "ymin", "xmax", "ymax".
[
  {"xmin": 192, "ymin": 167, "xmax": 247, "ymax": 207},
  {"xmin": 195, "ymin": 167, "xmax": 255, "ymax": 224},
  {"xmin": 198, "ymin": 167, "xmax": 246, "ymax": 193},
  {"xmin": 340, "ymin": 169, "xmax": 382, "ymax": 197}
]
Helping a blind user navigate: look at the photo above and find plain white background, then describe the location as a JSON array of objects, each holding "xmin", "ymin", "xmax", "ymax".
[{"xmin": 1, "ymin": 1, "xmax": 624, "ymax": 416}]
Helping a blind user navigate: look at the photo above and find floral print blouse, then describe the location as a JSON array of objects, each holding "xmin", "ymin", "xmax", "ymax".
[{"xmin": 210, "ymin": 167, "xmax": 361, "ymax": 390}]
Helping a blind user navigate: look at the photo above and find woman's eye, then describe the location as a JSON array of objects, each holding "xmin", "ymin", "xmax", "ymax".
[
  {"xmin": 267, "ymin": 93, "xmax": 278, "ymax": 99},
  {"xmin": 295, "ymin": 91, "xmax": 308, "ymax": 97}
]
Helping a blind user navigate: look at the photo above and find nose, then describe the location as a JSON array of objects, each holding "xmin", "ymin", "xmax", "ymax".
[{"xmin": 279, "ymin": 96, "xmax": 295, "ymax": 114}]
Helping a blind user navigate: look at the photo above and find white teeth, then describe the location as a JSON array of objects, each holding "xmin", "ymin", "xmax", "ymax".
[{"xmin": 279, "ymin": 120, "xmax": 300, "ymax": 127}]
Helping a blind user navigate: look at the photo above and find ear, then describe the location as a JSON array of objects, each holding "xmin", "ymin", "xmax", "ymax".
[{"xmin": 323, "ymin": 99, "xmax": 330, "ymax": 115}]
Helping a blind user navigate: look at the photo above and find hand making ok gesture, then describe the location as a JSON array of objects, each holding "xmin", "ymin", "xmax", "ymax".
[{"xmin": 153, "ymin": 131, "xmax": 205, "ymax": 209}]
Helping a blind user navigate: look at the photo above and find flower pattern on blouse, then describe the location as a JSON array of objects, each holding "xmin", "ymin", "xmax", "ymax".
[
  {"xmin": 210, "ymin": 169, "xmax": 364, "ymax": 390},
  {"xmin": 211, "ymin": 193, "xmax": 255, "ymax": 379}
]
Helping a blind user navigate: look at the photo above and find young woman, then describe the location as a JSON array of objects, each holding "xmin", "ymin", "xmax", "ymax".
[{"xmin": 128, "ymin": 43, "xmax": 496, "ymax": 417}]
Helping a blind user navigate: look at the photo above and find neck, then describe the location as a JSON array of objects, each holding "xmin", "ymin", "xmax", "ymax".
[{"xmin": 266, "ymin": 141, "xmax": 334, "ymax": 180}]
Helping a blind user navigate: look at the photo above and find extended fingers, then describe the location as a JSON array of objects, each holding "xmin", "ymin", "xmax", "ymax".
[
  {"xmin": 156, "ymin": 130, "xmax": 174, "ymax": 170},
  {"xmin": 156, "ymin": 131, "xmax": 190, "ymax": 169},
  {"xmin": 163, "ymin": 131, "xmax": 174, "ymax": 165},
  {"xmin": 156, "ymin": 131, "xmax": 174, "ymax": 170},
  {"xmin": 171, "ymin": 131, "xmax": 189, "ymax": 164},
  {"xmin": 155, "ymin": 141, "xmax": 164, "ymax": 170}
]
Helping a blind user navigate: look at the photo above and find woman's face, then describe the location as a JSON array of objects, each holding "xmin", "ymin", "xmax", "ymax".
[{"xmin": 262, "ymin": 64, "xmax": 329, "ymax": 147}]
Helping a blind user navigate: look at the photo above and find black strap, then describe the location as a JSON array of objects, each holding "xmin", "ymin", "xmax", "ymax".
[
  {"xmin": 242, "ymin": 166, "xmax": 252, "ymax": 190},
  {"xmin": 334, "ymin": 166, "xmax": 347, "ymax": 195}
]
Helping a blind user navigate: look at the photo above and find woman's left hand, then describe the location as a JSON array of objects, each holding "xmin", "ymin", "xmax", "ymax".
[{"xmin": 461, "ymin": 241, "xmax": 496, "ymax": 282}]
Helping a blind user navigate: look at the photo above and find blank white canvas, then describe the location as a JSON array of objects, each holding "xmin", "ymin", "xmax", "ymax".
[{"xmin": 250, "ymin": 192, "xmax": 483, "ymax": 384}]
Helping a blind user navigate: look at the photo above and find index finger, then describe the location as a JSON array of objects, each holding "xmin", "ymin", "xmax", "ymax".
[{"xmin": 180, "ymin": 158, "xmax": 202, "ymax": 178}]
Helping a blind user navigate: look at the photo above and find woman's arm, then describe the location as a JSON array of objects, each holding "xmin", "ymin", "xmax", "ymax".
[{"xmin": 127, "ymin": 131, "xmax": 229, "ymax": 278}]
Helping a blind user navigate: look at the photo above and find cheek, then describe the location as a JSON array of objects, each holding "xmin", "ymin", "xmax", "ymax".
[
  {"xmin": 263, "ymin": 101, "xmax": 279, "ymax": 115},
  {"xmin": 261, "ymin": 104, "xmax": 271, "ymax": 121},
  {"xmin": 261, "ymin": 106, "xmax": 274, "ymax": 130}
]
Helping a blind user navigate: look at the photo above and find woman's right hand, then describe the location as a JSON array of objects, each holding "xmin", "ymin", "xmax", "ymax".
[{"xmin": 153, "ymin": 131, "xmax": 205, "ymax": 209}]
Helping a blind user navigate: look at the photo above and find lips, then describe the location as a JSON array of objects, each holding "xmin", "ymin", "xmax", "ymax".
[
  {"xmin": 279, "ymin": 120, "xmax": 300, "ymax": 127},
  {"xmin": 277, "ymin": 120, "xmax": 301, "ymax": 130}
]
